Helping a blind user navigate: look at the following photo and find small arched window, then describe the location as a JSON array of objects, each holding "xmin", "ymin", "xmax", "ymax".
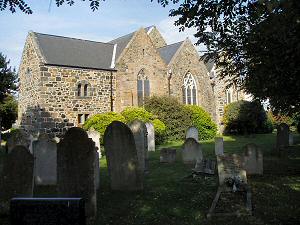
[
  {"xmin": 182, "ymin": 73, "xmax": 197, "ymax": 105},
  {"xmin": 226, "ymin": 88, "xmax": 233, "ymax": 104},
  {"xmin": 84, "ymin": 84, "xmax": 88, "ymax": 97},
  {"xmin": 77, "ymin": 84, "xmax": 82, "ymax": 96},
  {"xmin": 137, "ymin": 69, "xmax": 150, "ymax": 106}
]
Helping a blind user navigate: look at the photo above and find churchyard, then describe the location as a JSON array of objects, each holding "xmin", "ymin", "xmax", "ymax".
[{"xmin": 0, "ymin": 126, "xmax": 299, "ymax": 225}]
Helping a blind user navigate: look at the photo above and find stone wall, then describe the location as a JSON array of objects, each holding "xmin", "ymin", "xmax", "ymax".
[
  {"xmin": 168, "ymin": 39, "xmax": 217, "ymax": 119},
  {"xmin": 147, "ymin": 26, "xmax": 167, "ymax": 49},
  {"xmin": 114, "ymin": 28, "xmax": 168, "ymax": 112}
]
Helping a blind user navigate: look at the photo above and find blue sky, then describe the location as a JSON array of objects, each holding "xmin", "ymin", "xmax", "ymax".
[{"xmin": 0, "ymin": 0, "xmax": 205, "ymax": 69}]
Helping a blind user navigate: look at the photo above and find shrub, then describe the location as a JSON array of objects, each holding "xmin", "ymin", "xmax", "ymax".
[
  {"xmin": 184, "ymin": 105, "xmax": 217, "ymax": 140},
  {"xmin": 83, "ymin": 112, "xmax": 125, "ymax": 143},
  {"xmin": 144, "ymin": 96, "xmax": 192, "ymax": 141},
  {"xmin": 121, "ymin": 107, "xmax": 166, "ymax": 144},
  {"xmin": 271, "ymin": 113, "xmax": 294, "ymax": 127},
  {"xmin": 223, "ymin": 100, "xmax": 273, "ymax": 135}
]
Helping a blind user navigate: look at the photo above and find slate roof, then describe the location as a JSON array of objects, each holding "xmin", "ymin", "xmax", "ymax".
[
  {"xmin": 158, "ymin": 41, "xmax": 184, "ymax": 64},
  {"xmin": 108, "ymin": 32, "xmax": 135, "ymax": 62},
  {"xmin": 33, "ymin": 32, "xmax": 116, "ymax": 71}
]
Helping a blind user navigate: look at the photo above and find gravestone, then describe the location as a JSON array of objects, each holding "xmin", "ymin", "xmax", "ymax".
[
  {"xmin": 160, "ymin": 148, "xmax": 176, "ymax": 163},
  {"xmin": 10, "ymin": 198, "xmax": 85, "ymax": 225},
  {"xmin": 6, "ymin": 130, "xmax": 31, "ymax": 153},
  {"xmin": 28, "ymin": 134, "xmax": 38, "ymax": 154},
  {"xmin": 182, "ymin": 138, "xmax": 203, "ymax": 165},
  {"xmin": 0, "ymin": 146, "xmax": 34, "ymax": 214},
  {"xmin": 32, "ymin": 133, "xmax": 57, "ymax": 185},
  {"xmin": 87, "ymin": 129, "xmax": 101, "ymax": 156},
  {"xmin": 193, "ymin": 158, "xmax": 216, "ymax": 175},
  {"xmin": 104, "ymin": 121, "xmax": 143, "ymax": 191},
  {"xmin": 217, "ymin": 154, "xmax": 247, "ymax": 188},
  {"xmin": 289, "ymin": 133, "xmax": 293, "ymax": 146},
  {"xmin": 242, "ymin": 144, "xmax": 263, "ymax": 175},
  {"xmin": 145, "ymin": 122, "xmax": 155, "ymax": 151},
  {"xmin": 186, "ymin": 126, "xmax": 199, "ymax": 142},
  {"xmin": 128, "ymin": 120, "xmax": 148, "ymax": 173},
  {"xmin": 95, "ymin": 151, "xmax": 100, "ymax": 190},
  {"xmin": 215, "ymin": 137, "xmax": 224, "ymax": 156},
  {"xmin": 57, "ymin": 127, "xmax": 96, "ymax": 224},
  {"xmin": 276, "ymin": 123, "xmax": 289, "ymax": 149}
]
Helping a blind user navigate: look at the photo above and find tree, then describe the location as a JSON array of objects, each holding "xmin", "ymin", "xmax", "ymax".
[{"xmin": 0, "ymin": 94, "xmax": 18, "ymax": 130}]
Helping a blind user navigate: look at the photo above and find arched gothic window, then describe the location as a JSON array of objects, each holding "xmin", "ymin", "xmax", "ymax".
[
  {"xmin": 182, "ymin": 73, "xmax": 197, "ymax": 105},
  {"xmin": 77, "ymin": 82, "xmax": 91, "ymax": 97},
  {"xmin": 137, "ymin": 69, "xmax": 150, "ymax": 106},
  {"xmin": 77, "ymin": 84, "xmax": 82, "ymax": 96},
  {"xmin": 84, "ymin": 84, "xmax": 88, "ymax": 97}
]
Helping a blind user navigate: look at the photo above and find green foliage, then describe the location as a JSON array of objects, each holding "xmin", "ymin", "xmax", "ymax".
[
  {"xmin": 0, "ymin": 94, "xmax": 17, "ymax": 130},
  {"xmin": 223, "ymin": 100, "xmax": 273, "ymax": 135},
  {"xmin": 144, "ymin": 95, "xmax": 192, "ymax": 141},
  {"xmin": 121, "ymin": 107, "xmax": 166, "ymax": 144},
  {"xmin": 83, "ymin": 112, "xmax": 125, "ymax": 143},
  {"xmin": 184, "ymin": 105, "xmax": 217, "ymax": 140},
  {"xmin": 270, "ymin": 113, "xmax": 294, "ymax": 127},
  {"xmin": 121, "ymin": 107, "xmax": 153, "ymax": 123}
]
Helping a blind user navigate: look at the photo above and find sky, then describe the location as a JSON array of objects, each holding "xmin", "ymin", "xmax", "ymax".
[{"xmin": 0, "ymin": 0, "xmax": 206, "ymax": 70}]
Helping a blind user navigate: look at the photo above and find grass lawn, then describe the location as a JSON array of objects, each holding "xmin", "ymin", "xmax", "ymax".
[{"xmin": 1, "ymin": 133, "xmax": 300, "ymax": 225}]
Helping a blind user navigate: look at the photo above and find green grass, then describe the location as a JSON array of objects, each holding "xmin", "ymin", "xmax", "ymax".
[{"xmin": 1, "ymin": 133, "xmax": 300, "ymax": 225}]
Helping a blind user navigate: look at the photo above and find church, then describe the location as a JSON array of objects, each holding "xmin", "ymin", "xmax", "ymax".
[{"xmin": 17, "ymin": 26, "xmax": 243, "ymax": 136}]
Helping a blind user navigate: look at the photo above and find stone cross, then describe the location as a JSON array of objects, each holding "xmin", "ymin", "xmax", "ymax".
[
  {"xmin": 214, "ymin": 137, "xmax": 224, "ymax": 156},
  {"xmin": 182, "ymin": 138, "xmax": 203, "ymax": 165},
  {"xmin": 57, "ymin": 127, "xmax": 97, "ymax": 225},
  {"xmin": 276, "ymin": 123, "xmax": 289, "ymax": 149},
  {"xmin": 0, "ymin": 145, "xmax": 34, "ymax": 214},
  {"xmin": 32, "ymin": 133, "xmax": 57, "ymax": 185},
  {"xmin": 186, "ymin": 126, "xmax": 199, "ymax": 142},
  {"xmin": 104, "ymin": 121, "xmax": 143, "ymax": 191},
  {"xmin": 128, "ymin": 120, "xmax": 148, "ymax": 173},
  {"xmin": 242, "ymin": 143, "xmax": 263, "ymax": 175},
  {"xmin": 145, "ymin": 122, "xmax": 155, "ymax": 151}
]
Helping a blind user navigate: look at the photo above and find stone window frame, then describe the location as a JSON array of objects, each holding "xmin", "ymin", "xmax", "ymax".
[
  {"xmin": 77, "ymin": 113, "xmax": 90, "ymax": 126},
  {"xmin": 182, "ymin": 72, "xmax": 198, "ymax": 105},
  {"xmin": 76, "ymin": 80, "xmax": 92, "ymax": 98},
  {"xmin": 26, "ymin": 67, "xmax": 32, "ymax": 76},
  {"xmin": 137, "ymin": 68, "xmax": 150, "ymax": 106}
]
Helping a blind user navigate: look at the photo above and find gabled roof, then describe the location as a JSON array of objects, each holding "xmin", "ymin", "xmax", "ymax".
[
  {"xmin": 33, "ymin": 32, "xmax": 116, "ymax": 71},
  {"xmin": 158, "ymin": 41, "xmax": 184, "ymax": 64},
  {"xmin": 108, "ymin": 32, "xmax": 135, "ymax": 62},
  {"xmin": 204, "ymin": 60, "xmax": 215, "ymax": 73}
]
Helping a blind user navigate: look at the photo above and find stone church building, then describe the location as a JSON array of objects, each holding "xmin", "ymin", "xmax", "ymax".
[{"xmin": 18, "ymin": 26, "xmax": 243, "ymax": 136}]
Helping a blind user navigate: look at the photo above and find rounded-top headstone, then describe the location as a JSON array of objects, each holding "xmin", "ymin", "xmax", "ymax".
[
  {"xmin": 276, "ymin": 123, "xmax": 289, "ymax": 149},
  {"xmin": 186, "ymin": 126, "xmax": 199, "ymax": 142},
  {"xmin": 145, "ymin": 122, "xmax": 155, "ymax": 152},
  {"xmin": 182, "ymin": 138, "xmax": 203, "ymax": 164},
  {"xmin": 104, "ymin": 121, "xmax": 143, "ymax": 191}
]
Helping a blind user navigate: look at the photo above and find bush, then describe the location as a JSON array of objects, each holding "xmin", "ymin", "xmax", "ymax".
[
  {"xmin": 121, "ymin": 107, "xmax": 166, "ymax": 144},
  {"xmin": 184, "ymin": 105, "xmax": 217, "ymax": 140},
  {"xmin": 223, "ymin": 100, "xmax": 273, "ymax": 135},
  {"xmin": 271, "ymin": 113, "xmax": 294, "ymax": 127},
  {"xmin": 145, "ymin": 96, "xmax": 193, "ymax": 141},
  {"xmin": 83, "ymin": 112, "xmax": 125, "ymax": 144}
]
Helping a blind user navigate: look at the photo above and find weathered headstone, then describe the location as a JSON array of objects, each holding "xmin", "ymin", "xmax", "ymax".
[
  {"xmin": 128, "ymin": 120, "xmax": 148, "ymax": 173},
  {"xmin": 87, "ymin": 129, "xmax": 101, "ymax": 156},
  {"xmin": 193, "ymin": 158, "xmax": 216, "ymax": 175},
  {"xmin": 215, "ymin": 137, "xmax": 224, "ymax": 156},
  {"xmin": 57, "ymin": 127, "xmax": 96, "ymax": 224},
  {"xmin": 145, "ymin": 122, "xmax": 155, "ymax": 151},
  {"xmin": 33, "ymin": 133, "xmax": 57, "ymax": 185},
  {"xmin": 28, "ymin": 134, "xmax": 38, "ymax": 154},
  {"xmin": 104, "ymin": 121, "xmax": 143, "ymax": 191},
  {"xmin": 217, "ymin": 154, "xmax": 247, "ymax": 188},
  {"xmin": 276, "ymin": 123, "xmax": 289, "ymax": 149},
  {"xmin": 0, "ymin": 146, "xmax": 34, "ymax": 214},
  {"xmin": 182, "ymin": 138, "xmax": 203, "ymax": 165},
  {"xmin": 289, "ymin": 133, "xmax": 294, "ymax": 146},
  {"xmin": 95, "ymin": 151, "xmax": 100, "ymax": 190},
  {"xmin": 6, "ymin": 130, "xmax": 31, "ymax": 153},
  {"xmin": 186, "ymin": 126, "xmax": 199, "ymax": 142},
  {"xmin": 160, "ymin": 148, "xmax": 176, "ymax": 163},
  {"xmin": 242, "ymin": 144, "xmax": 263, "ymax": 175}
]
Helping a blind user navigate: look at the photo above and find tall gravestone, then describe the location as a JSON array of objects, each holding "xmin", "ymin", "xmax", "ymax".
[
  {"xmin": 276, "ymin": 123, "xmax": 289, "ymax": 149},
  {"xmin": 87, "ymin": 129, "xmax": 101, "ymax": 189},
  {"xmin": 145, "ymin": 122, "xmax": 155, "ymax": 151},
  {"xmin": 182, "ymin": 138, "xmax": 203, "ymax": 165},
  {"xmin": 128, "ymin": 120, "xmax": 148, "ymax": 173},
  {"xmin": 215, "ymin": 137, "xmax": 224, "ymax": 156},
  {"xmin": 32, "ymin": 133, "xmax": 57, "ymax": 185},
  {"xmin": 186, "ymin": 126, "xmax": 199, "ymax": 142},
  {"xmin": 242, "ymin": 143, "xmax": 263, "ymax": 175},
  {"xmin": 289, "ymin": 133, "xmax": 293, "ymax": 146},
  {"xmin": 6, "ymin": 130, "xmax": 31, "ymax": 153},
  {"xmin": 0, "ymin": 146, "xmax": 34, "ymax": 214},
  {"xmin": 104, "ymin": 121, "xmax": 143, "ymax": 191},
  {"xmin": 57, "ymin": 127, "xmax": 96, "ymax": 225}
]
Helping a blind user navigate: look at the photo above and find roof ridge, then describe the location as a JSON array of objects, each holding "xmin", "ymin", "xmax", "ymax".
[
  {"xmin": 158, "ymin": 40, "xmax": 184, "ymax": 49},
  {"xmin": 109, "ymin": 31, "xmax": 135, "ymax": 43},
  {"xmin": 33, "ymin": 32, "xmax": 115, "ymax": 46}
]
